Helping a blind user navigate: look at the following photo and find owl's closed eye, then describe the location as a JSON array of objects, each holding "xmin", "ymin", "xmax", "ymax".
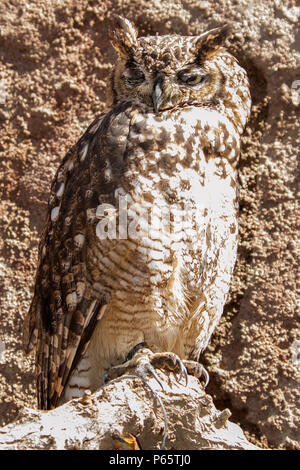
[{"xmin": 109, "ymin": 17, "xmax": 235, "ymax": 113}]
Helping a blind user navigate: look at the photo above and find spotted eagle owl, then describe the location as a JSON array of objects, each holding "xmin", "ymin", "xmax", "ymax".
[{"xmin": 24, "ymin": 17, "xmax": 251, "ymax": 409}]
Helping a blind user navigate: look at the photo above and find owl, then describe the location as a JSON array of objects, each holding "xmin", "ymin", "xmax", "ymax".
[{"xmin": 23, "ymin": 16, "xmax": 251, "ymax": 410}]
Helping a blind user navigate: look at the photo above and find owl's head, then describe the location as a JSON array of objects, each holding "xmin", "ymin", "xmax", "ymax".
[{"xmin": 108, "ymin": 16, "xmax": 249, "ymax": 119}]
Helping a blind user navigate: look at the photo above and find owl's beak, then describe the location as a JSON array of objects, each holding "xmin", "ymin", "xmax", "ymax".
[{"xmin": 152, "ymin": 73, "xmax": 164, "ymax": 113}]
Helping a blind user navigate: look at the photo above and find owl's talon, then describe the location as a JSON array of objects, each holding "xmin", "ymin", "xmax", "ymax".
[
  {"xmin": 104, "ymin": 348, "xmax": 189, "ymax": 390},
  {"xmin": 202, "ymin": 366, "xmax": 209, "ymax": 388},
  {"xmin": 143, "ymin": 363, "xmax": 164, "ymax": 390},
  {"xmin": 150, "ymin": 352, "xmax": 188, "ymax": 386},
  {"xmin": 182, "ymin": 360, "xmax": 210, "ymax": 388},
  {"xmin": 178, "ymin": 360, "xmax": 188, "ymax": 386}
]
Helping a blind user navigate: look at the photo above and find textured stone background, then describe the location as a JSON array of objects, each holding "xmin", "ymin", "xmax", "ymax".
[{"xmin": 0, "ymin": 0, "xmax": 299, "ymax": 449}]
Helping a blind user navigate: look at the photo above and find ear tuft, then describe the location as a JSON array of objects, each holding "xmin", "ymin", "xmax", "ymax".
[
  {"xmin": 110, "ymin": 16, "xmax": 139, "ymax": 59},
  {"xmin": 196, "ymin": 24, "xmax": 231, "ymax": 62}
]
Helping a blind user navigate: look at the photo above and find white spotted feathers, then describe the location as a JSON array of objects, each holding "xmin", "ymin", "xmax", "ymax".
[{"xmin": 24, "ymin": 17, "xmax": 251, "ymax": 410}]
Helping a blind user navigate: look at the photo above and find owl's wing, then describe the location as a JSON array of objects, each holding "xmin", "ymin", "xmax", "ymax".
[{"xmin": 23, "ymin": 101, "xmax": 133, "ymax": 409}]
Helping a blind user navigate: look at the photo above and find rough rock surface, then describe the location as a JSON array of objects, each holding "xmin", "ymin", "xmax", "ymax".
[
  {"xmin": 0, "ymin": 370, "xmax": 259, "ymax": 450},
  {"xmin": 0, "ymin": 0, "xmax": 299, "ymax": 449}
]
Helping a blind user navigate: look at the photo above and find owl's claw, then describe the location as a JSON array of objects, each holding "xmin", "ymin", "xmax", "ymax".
[
  {"xmin": 182, "ymin": 359, "xmax": 210, "ymax": 388},
  {"xmin": 103, "ymin": 348, "xmax": 209, "ymax": 389},
  {"xmin": 150, "ymin": 352, "xmax": 188, "ymax": 386},
  {"xmin": 103, "ymin": 346, "xmax": 189, "ymax": 389},
  {"xmin": 179, "ymin": 360, "xmax": 189, "ymax": 386},
  {"xmin": 142, "ymin": 362, "xmax": 164, "ymax": 390},
  {"xmin": 202, "ymin": 366, "xmax": 210, "ymax": 388}
]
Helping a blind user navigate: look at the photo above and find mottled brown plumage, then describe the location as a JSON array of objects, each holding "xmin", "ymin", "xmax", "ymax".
[{"xmin": 24, "ymin": 17, "xmax": 251, "ymax": 409}]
